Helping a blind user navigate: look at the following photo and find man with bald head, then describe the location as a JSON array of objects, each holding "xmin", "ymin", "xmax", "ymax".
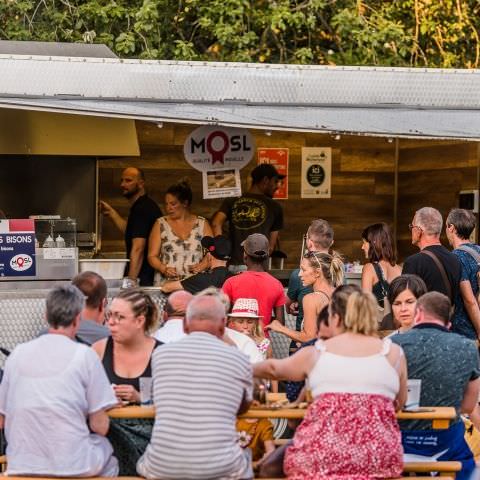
[
  {"xmin": 101, "ymin": 167, "xmax": 161, "ymax": 286},
  {"xmin": 137, "ymin": 295, "xmax": 253, "ymax": 480},
  {"xmin": 153, "ymin": 290, "xmax": 193, "ymax": 343}
]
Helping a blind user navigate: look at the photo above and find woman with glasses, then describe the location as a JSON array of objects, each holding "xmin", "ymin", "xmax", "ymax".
[
  {"xmin": 267, "ymin": 251, "xmax": 344, "ymax": 343},
  {"xmin": 361, "ymin": 223, "xmax": 401, "ymax": 315},
  {"xmin": 92, "ymin": 288, "xmax": 162, "ymax": 475}
]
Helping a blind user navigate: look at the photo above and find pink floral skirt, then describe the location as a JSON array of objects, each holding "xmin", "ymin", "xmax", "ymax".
[{"xmin": 284, "ymin": 392, "xmax": 403, "ymax": 480}]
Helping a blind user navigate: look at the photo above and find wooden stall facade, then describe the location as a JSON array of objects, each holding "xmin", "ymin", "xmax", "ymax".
[{"xmin": 99, "ymin": 121, "xmax": 480, "ymax": 268}]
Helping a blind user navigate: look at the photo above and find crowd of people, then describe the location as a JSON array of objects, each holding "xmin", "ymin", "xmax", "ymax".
[{"xmin": 1, "ymin": 162, "xmax": 480, "ymax": 479}]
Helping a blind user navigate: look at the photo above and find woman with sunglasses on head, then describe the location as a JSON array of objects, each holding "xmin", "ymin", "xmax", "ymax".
[
  {"xmin": 255, "ymin": 285, "xmax": 407, "ymax": 480},
  {"xmin": 92, "ymin": 289, "xmax": 162, "ymax": 475},
  {"xmin": 361, "ymin": 223, "xmax": 401, "ymax": 307},
  {"xmin": 267, "ymin": 251, "xmax": 344, "ymax": 343}
]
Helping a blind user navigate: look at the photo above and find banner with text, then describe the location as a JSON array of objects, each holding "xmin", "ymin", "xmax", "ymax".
[
  {"xmin": 0, "ymin": 219, "xmax": 36, "ymax": 277},
  {"xmin": 301, "ymin": 147, "xmax": 332, "ymax": 198},
  {"xmin": 257, "ymin": 148, "xmax": 289, "ymax": 199}
]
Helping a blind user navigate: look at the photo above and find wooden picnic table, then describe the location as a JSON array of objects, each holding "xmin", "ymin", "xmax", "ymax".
[{"xmin": 108, "ymin": 405, "xmax": 456, "ymax": 429}]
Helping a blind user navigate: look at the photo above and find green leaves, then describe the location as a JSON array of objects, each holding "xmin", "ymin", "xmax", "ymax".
[{"xmin": 0, "ymin": 0, "xmax": 479, "ymax": 67}]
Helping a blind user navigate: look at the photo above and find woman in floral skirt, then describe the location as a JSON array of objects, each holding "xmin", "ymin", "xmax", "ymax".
[{"xmin": 254, "ymin": 284, "xmax": 407, "ymax": 479}]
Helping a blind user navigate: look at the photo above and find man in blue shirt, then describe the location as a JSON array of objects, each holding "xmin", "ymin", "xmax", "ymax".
[
  {"xmin": 392, "ymin": 291, "xmax": 480, "ymax": 480},
  {"xmin": 446, "ymin": 208, "xmax": 480, "ymax": 340}
]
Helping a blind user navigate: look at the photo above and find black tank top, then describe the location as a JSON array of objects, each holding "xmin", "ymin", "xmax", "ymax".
[{"xmin": 102, "ymin": 336, "xmax": 162, "ymax": 391}]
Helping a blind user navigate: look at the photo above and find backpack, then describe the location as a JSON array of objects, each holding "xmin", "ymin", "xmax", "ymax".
[{"xmin": 457, "ymin": 245, "xmax": 480, "ymax": 304}]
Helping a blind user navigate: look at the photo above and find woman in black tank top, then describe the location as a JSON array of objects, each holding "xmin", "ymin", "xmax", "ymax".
[
  {"xmin": 93, "ymin": 289, "xmax": 162, "ymax": 403},
  {"xmin": 92, "ymin": 289, "xmax": 162, "ymax": 476},
  {"xmin": 361, "ymin": 223, "xmax": 401, "ymax": 307},
  {"xmin": 267, "ymin": 251, "xmax": 344, "ymax": 344}
]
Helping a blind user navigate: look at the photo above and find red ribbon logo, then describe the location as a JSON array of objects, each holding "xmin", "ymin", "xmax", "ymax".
[{"xmin": 206, "ymin": 131, "xmax": 229, "ymax": 165}]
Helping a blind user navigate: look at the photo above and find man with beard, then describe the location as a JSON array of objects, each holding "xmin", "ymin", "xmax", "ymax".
[
  {"xmin": 100, "ymin": 167, "xmax": 161, "ymax": 286},
  {"xmin": 212, "ymin": 163, "xmax": 285, "ymax": 271}
]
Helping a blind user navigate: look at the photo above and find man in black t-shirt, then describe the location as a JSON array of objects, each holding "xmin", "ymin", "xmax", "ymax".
[
  {"xmin": 160, "ymin": 235, "xmax": 233, "ymax": 294},
  {"xmin": 402, "ymin": 207, "xmax": 460, "ymax": 303},
  {"xmin": 212, "ymin": 163, "xmax": 284, "ymax": 267},
  {"xmin": 100, "ymin": 167, "xmax": 161, "ymax": 286}
]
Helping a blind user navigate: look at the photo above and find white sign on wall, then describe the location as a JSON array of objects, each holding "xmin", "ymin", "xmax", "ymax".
[
  {"xmin": 183, "ymin": 126, "xmax": 254, "ymax": 172},
  {"xmin": 301, "ymin": 147, "xmax": 332, "ymax": 198}
]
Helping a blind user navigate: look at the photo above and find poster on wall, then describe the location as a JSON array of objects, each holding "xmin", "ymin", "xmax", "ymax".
[
  {"xmin": 202, "ymin": 168, "xmax": 242, "ymax": 199},
  {"xmin": 0, "ymin": 219, "xmax": 36, "ymax": 277},
  {"xmin": 301, "ymin": 147, "xmax": 332, "ymax": 198},
  {"xmin": 257, "ymin": 148, "xmax": 289, "ymax": 199}
]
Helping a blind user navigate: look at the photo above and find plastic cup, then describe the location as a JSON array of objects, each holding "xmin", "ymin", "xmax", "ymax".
[
  {"xmin": 139, "ymin": 377, "xmax": 153, "ymax": 405},
  {"xmin": 405, "ymin": 379, "xmax": 422, "ymax": 410}
]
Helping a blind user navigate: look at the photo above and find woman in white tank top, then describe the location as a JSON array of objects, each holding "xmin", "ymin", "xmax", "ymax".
[{"xmin": 254, "ymin": 285, "xmax": 407, "ymax": 480}]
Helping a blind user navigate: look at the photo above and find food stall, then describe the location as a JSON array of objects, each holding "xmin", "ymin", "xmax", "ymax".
[{"xmin": 0, "ymin": 42, "xmax": 479, "ymax": 359}]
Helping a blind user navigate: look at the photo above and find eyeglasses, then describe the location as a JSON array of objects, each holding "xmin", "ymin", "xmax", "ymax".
[
  {"xmin": 408, "ymin": 223, "xmax": 422, "ymax": 231},
  {"xmin": 106, "ymin": 310, "xmax": 134, "ymax": 324}
]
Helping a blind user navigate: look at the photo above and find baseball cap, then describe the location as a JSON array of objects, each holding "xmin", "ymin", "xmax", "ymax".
[
  {"xmin": 251, "ymin": 163, "xmax": 286, "ymax": 184},
  {"xmin": 201, "ymin": 235, "xmax": 232, "ymax": 261},
  {"xmin": 241, "ymin": 233, "xmax": 269, "ymax": 259}
]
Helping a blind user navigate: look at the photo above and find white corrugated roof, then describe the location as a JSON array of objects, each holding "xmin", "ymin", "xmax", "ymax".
[{"xmin": 0, "ymin": 55, "xmax": 479, "ymax": 139}]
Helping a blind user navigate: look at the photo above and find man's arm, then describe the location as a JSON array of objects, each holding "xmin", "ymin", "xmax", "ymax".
[
  {"xmin": 268, "ymin": 230, "xmax": 279, "ymax": 255},
  {"xmin": 274, "ymin": 305, "xmax": 285, "ymax": 326},
  {"xmin": 461, "ymin": 377, "xmax": 480, "ymax": 414},
  {"xmin": 88, "ymin": 409, "xmax": 110, "ymax": 436},
  {"xmin": 211, "ymin": 211, "xmax": 227, "ymax": 236},
  {"xmin": 161, "ymin": 280, "xmax": 184, "ymax": 294},
  {"xmin": 128, "ymin": 237, "xmax": 146, "ymax": 280},
  {"xmin": 100, "ymin": 201, "xmax": 127, "ymax": 234},
  {"xmin": 460, "ymin": 280, "xmax": 480, "ymax": 338}
]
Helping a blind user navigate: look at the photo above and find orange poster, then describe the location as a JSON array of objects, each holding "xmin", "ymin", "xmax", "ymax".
[{"xmin": 257, "ymin": 148, "xmax": 289, "ymax": 199}]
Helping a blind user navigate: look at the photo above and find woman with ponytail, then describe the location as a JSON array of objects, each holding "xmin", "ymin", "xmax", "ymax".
[
  {"xmin": 255, "ymin": 285, "xmax": 407, "ymax": 480},
  {"xmin": 92, "ymin": 289, "xmax": 162, "ymax": 475},
  {"xmin": 148, "ymin": 179, "xmax": 213, "ymax": 284},
  {"xmin": 267, "ymin": 251, "xmax": 343, "ymax": 344}
]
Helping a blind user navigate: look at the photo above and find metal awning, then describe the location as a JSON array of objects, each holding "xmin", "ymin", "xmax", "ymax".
[{"xmin": 0, "ymin": 55, "xmax": 479, "ymax": 139}]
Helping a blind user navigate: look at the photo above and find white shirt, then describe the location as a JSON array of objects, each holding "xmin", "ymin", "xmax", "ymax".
[
  {"xmin": 0, "ymin": 334, "xmax": 119, "ymax": 476},
  {"xmin": 153, "ymin": 318, "xmax": 186, "ymax": 343},
  {"xmin": 225, "ymin": 328, "xmax": 263, "ymax": 364}
]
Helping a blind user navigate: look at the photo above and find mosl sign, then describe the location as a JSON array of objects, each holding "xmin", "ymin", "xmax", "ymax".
[{"xmin": 184, "ymin": 126, "xmax": 254, "ymax": 172}]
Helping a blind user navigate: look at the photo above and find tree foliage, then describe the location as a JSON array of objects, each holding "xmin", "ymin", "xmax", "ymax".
[{"xmin": 1, "ymin": 0, "xmax": 480, "ymax": 67}]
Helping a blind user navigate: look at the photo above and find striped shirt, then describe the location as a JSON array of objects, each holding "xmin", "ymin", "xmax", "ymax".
[{"xmin": 137, "ymin": 332, "xmax": 253, "ymax": 480}]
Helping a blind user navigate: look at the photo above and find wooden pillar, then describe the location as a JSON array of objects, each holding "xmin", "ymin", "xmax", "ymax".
[{"xmin": 393, "ymin": 138, "xmax": 400, "ymax": 256}]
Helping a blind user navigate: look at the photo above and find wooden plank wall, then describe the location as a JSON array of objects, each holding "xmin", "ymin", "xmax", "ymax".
[
  {"xmin": 98, "ymin": 121, "xmax": 478, "ymax": 267},
  {"xmin": 397, "ymin": 141, "xmax": 478, "ymax": 261},
  {"xmin": 99, "ymin": 121, "xmax": 396, "ymax": 267}
]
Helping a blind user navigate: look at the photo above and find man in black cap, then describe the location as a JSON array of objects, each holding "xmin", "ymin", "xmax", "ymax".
[
  {"xmin": 160, "ymin": 235, "xmax": 233, "ymax": 294},
  {"xmin": 212, "ymin": 163, "xmax": 285, "ymax": 270}
]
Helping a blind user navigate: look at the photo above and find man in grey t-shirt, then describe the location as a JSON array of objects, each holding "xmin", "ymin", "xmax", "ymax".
[
  {"xmin": 72, "ymin": 271, "xmax": 110, "ymax": 345},
  {"xmin": 392, "ymin": 291, "xmax": 479, "ymax": 480}
]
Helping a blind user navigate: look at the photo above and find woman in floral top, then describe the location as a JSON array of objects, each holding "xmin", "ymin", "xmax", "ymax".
[{"xmin": 148, "ymin": 180, "xmax": 212, "ymax": 284}]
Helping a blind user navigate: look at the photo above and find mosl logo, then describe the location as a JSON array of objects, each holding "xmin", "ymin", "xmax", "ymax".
[{"xmin": 10, "ymin": 254, "xmax": 33, "ymax": 272}]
